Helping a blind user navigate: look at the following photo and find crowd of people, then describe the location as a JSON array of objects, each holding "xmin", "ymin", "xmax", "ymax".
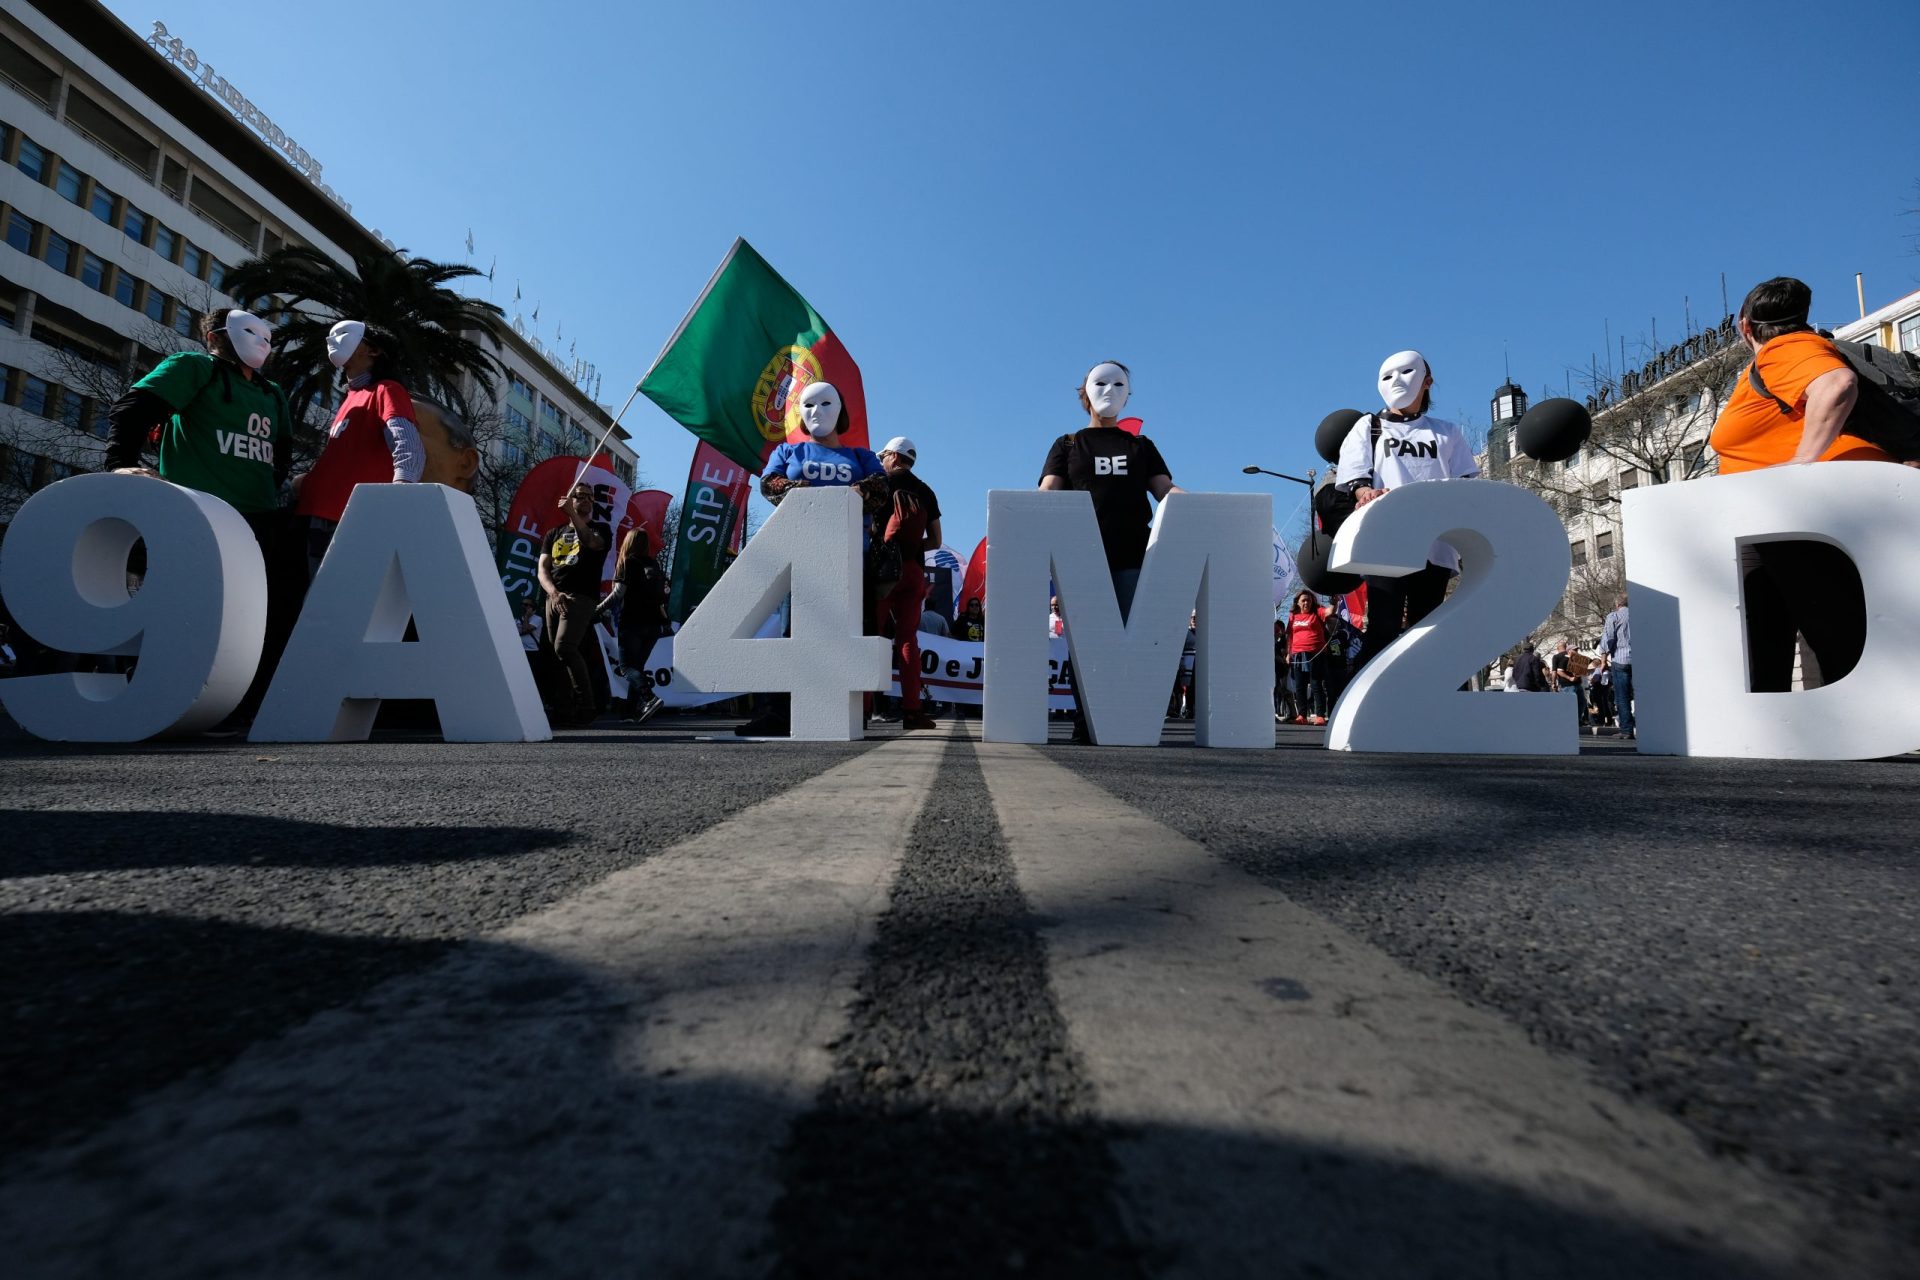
[{"xmin": 0, "ymin": 275, "xmax": 1896, "ymax": 743}]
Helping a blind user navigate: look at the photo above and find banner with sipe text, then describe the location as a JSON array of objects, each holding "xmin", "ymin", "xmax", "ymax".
[{"xmin": 667, "ymin": 441, "xmax": 752, "ymax": 622}]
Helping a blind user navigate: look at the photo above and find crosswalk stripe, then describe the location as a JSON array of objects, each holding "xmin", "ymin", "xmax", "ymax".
[
  {"xmin": 0, "ymin": 736, "xmax": 947, "ymax": 1279},
  {"xmin": 972, "ymin": 736, "xmax": 1850, "ymax": 1277}
]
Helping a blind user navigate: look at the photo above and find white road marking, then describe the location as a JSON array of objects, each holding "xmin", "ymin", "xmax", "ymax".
[
  {"xmin": 0, "ymin": 736, "xmax": 946, "ymax": 1279},
  {"xmin": 974, "ymin": 737, "xmax": 1853, "ymax": 1277}
]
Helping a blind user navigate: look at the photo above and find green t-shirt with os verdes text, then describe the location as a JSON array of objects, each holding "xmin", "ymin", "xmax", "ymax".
[{"xmin": 133, "ymin": 351, "xmax": 290, "ymax": 514}]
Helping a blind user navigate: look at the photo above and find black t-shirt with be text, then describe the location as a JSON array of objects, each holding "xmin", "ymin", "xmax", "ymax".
[
  {"xmin": 543, "ymin": 521, "xmax": 611, "ymax": 596},
  {"xmin": 1040, "ymin": 427, "xmax": 1172, "ymax": 572}
]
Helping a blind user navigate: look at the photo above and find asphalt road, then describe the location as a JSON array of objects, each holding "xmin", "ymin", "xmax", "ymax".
[{"xmin": 1, "ymin": 710, "xmax": 1914, "ymax": 1278}]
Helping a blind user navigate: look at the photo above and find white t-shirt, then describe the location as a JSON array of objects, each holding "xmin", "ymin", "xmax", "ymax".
[{"xmin": 1334, "ymin": 412, "xmax": 1480, "ymax": 572}]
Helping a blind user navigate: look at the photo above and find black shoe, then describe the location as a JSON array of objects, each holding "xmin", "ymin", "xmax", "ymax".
[{"xmin": 635, "ymin": 696, "xmax": 664, "ymax": 725}]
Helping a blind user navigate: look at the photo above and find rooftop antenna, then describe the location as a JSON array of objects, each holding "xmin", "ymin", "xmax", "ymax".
[
  {"xmin": 1685, "ymin": 295, "xmax": 1693, "ymax": 338},
  {"xmin": 1504, "ymin": 342, "xmax": 1511, "ymax": 383},
  {"xmin": 1720, "ymin": 272, "xmax": 1729, "ymax": 320},
  {"xmin": 1856, "ymin": 272, "xmax": 1867, "ymax": 319}
]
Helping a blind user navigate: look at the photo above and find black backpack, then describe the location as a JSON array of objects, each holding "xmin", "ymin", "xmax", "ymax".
[
  {"xmin": 1312, "ymin": 415, "xmax": 1383, "ymax": 536},
  {"xmin": 1747, "ymin": 336, "xmax": 1920, "ymax": 462}
]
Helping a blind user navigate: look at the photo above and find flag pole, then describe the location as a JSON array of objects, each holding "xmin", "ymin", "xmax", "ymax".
[{"xmin": 571, "ymin": 380, "xmax": 647, "ymax": 488}]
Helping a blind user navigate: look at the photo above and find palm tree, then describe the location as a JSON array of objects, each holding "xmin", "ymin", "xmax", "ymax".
[{"xmin": 222, "ymin": 245, "xmax": 506, "ymax": 425}]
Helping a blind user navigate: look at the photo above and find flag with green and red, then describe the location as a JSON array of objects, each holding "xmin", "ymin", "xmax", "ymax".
[{"xmin": 638, "ymin": 238, "xmax": 868, "ymax": 473}]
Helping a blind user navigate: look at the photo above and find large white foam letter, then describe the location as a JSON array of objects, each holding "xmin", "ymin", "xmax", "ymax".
[
  {"xmin": 1623, "ymin": 463, "xmax": 1920, "ymax": 759},
  {"xmin": 0, "ymin": 474, "xmax": 264, "ymax": 740},
  {"xmin": 1327, "ymin": 480, "xmax": 1574, "ymax": 754},
  {"xmin": 251, "ymin": 484, "xmax": 548, "ymax": 742},
  {"xmin": 672, "ymin": 485, "xmax": 889, "ymax": 740},
  {"xmin": 983, "ymin": 491, "xmax": 1273, "ymax": 747}
]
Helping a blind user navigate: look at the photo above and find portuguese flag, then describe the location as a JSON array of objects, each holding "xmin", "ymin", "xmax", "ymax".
[{"xmin": 639, "ymin": 238, "xmax": 868, "ymax": 473}]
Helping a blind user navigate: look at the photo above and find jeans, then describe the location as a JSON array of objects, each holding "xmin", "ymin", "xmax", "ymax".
[
  {"xmin": 1287, "ymin": 652, "xmax": 1326, "ymax": 718},
  {"xmin": 1613, "ymin": 662, "xmax": 1634, "ymax": 736}
]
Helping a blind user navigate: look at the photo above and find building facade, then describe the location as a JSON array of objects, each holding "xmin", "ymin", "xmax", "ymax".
[
  {"xmin": 1834, "ymin": 285, "xmax": 1920, "ymax": 355},
  {"xmin": 0, "ymin": 0, "xmax": 632, "ymax": 536}
]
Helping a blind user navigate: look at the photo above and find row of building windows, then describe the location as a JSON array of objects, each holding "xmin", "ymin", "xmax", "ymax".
[
  {"xmin": 4, "ymin": 120, "xmax": 233, "ymax": 293},
  {"xmin": 505, "ymin": 372, "xmax": 535, "ymax": 403},
  {"xmin": 1569, "ymin": 529, "xmax": 1616, "ymax": 569},
  {"xmin": 3, "ymin": 205, "xmax": 201, "ymax": 335},
  {"xmin": 0, "ymin": 442, "xmax": 80, "ymax": 498},
  {"xmin": 1, "ymin": 361, "xmax": 106, "ymax": 438}
]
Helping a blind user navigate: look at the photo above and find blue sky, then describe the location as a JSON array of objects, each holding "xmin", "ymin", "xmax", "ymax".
[{"xmin": 109, "ymin": 0, "xmax": 1920, "ymax": 556}]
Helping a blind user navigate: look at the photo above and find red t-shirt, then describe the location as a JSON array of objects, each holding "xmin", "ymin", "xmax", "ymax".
[
  {"xmin": 1288, "ymin": 607, "xmax": 1329, "ymax": 655},
  {"xmin": 297, "ymin": 379, "xmax": 416, "ymax": 522}
]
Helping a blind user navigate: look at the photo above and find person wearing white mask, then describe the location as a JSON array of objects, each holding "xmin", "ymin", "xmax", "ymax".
[
  {"xmin": 1334, "ymin": 350, "xmax": 1479, "ymax": 668},
  {"xmin": 738, "ymin": 380, "xmax": 889, "ymax": 737},
  {"xmin": 294, "ymin": 320, "xmax": 423, "ymax": 573},
  {"xmin": 1040, "ymin": 360, "xmax": 1180, "ymax": 742},
  {"xmin": 103, "ymin": 306, "xmax": 296, "ymax": 727}
]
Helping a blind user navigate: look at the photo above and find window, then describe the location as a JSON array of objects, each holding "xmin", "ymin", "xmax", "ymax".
[
  {"xmin": 1617, "ymin": 467, "xmax": 1638, "ymax": 491},
  {"xmin": 1561, "ymin": 449, "xmax": 1581, "ymax": 470},
  {"xmin": 504, "ymin": 404, "xmax": 532, "ymax": 432},
  {"xmin": 1571, "ymin": 539, "xmax": 1589, "ymax": 568},
  {"xmin": 143, "ymin": 287, "xmax": 167, "ymax": 323},
  {"xmin": 207, "ymin": 258, "xmax": 227, "ymax": 291},
  {"xmin": 43, "ymin": 230, "xmax": 72, "ymax": 273},
  {"xmin": 80, "ymin": 252, "xmax": 107, "ymax": 292},
  {"xmin": 113, "ymin": 270, "xmax": 137, "ymax": 307},
  {"xmin": 1681, "ymin": 444, "xmax": 1707, "ymax": 478},
  {"xmin": 1588, "ymin": 481, "xmax": 1609, "ymax": 507},
  {"xmin": 4, "ymin": 211, "xmax": 33, "ymax": 253},
  {"xmin": 16, "ymin": 137, "xmax": 45, "ymax": 181},
  {"xmin": 88, "ymin": 184, "xmax": 116, "ymax": 225},
  {"xmin": 501, "ymin": 440, "xmax": 526, "ymax": 466},
  {"xmin": 153, "ymin": 223, "xmax": 178, "ymax": 261},
  {"xmin": 172, "ymin": 305, "xmax": 195, "ymax": 337},
  {"xmin": 507, "ymin": 373, "xmax": 535, "ymax": 401},
  {"xmin": 19, "ymin": 373, "xmax": 50, "ymax": 416},
  {"xmin": 122, "ymin": 205, "xmax": 149, "ymax": 243},
  {"xmin": 55, "ymin": 387, "xmax": 85, "ymax": 430},
  {"xmin": 539, "ymin": 431, "xmax": 560, "ymax": 455},
  {"xmin": 182, "ymin": 242, "xmax": 205, "ymax": 277},
  {"xmin": 55, "ymin": 161, "xmax": 83, "ymax": 203},
  {"xmin": 1900, "ymin": 315, "xmax": 1920, "ymax": 355},
  {"xmin": 1596, "ymin": 530, "xmax": 1615, "ymax": 559}
]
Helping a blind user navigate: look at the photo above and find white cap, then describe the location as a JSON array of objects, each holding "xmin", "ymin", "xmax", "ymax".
[{"xmin": 880, "ymin": 435, "xmax": 917, "ymax": 461}]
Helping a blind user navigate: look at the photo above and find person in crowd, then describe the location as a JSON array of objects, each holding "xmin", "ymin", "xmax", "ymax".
[
  {"xmin": 1334, "ymin": 351, "xmax": 1479, "ymax": 669},
  {"xmin": 1600, "ymin": 591, "xmax": 1634, "ymax": 739},
  {"xmin": 1587, "ymin": 653, "xmax": 1614, "ymax": 732},
  {"xmin": 1039, "ymin": 360, "xmax": 1181, "ymax": 741},
  {"xmin": 1509, "ymin": 640, "xmax": 1547, "ymax": 692},
  {"xmin": 869, "ymin": 436, "xmax": 943, "ymax": 732},
  {"xmin": 105, "ymin": 307, "xmax": 295, "ymax": 727},
  {"xmin": 294, "ymin": 321, "xmax": 422, "ymax": 574},
  {"xmin": 1171, "ymin": 611, "xmax": 1198, "ymax": 719},
  {"xmin": 1548, "ymin": 640, "xmax": 1591, "ymax": 727},
  {"xmin": 1049, "ymin": 595, "xmax": 1065, "ymax": 638},
  {"xmin": 736, "ymin": 381, "xmax": 888, "ymax": 737},
  {"xmin": 1285, "ymin": 589, "xmax": 1334, "ymax": 725},
  {"xmin": 537, "ymin": 482, "xmax": 611, "ymax": 728},
  {"xmin": 920, "ymin": 607, "xmax": 951, "ymax": 639},
  {"xmin": 600, "ymin": 527, "xmax": 669, "ymax": 724},
  {"xmin": 1709, "ymin": 276, "xmax": 1894, "ymax": 692},
  {"xmin": 960, "ymin": 597, "xmax": 986, "ymax": 643}
]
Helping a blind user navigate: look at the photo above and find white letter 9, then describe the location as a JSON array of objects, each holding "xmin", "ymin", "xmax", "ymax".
[{"xmin": 0, "ymin": 475, "xmax": 265, "ymax": 740}]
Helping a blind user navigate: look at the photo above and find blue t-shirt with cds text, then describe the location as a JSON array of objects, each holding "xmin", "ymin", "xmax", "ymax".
[{"xmin": 763, "ymin": 441, "xmax": 884, "ymax": 487}]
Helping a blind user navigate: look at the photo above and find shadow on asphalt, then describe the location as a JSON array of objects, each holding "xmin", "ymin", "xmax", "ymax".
[
  {"xmin": 0, "ymin": 810, "xmax": 572, "ymax": 877},
  {"xmin": 0, "ymin": 910, "xmax": 451, "ymax": 1159},
  {"xmin": 0, "ymin": 929, "xmax": 1798, "ymax": 1280}
]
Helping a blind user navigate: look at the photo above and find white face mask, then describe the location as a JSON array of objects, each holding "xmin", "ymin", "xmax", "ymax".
[
  {"xmin": 799, "ymin": 381, "xmax": 843, "ymax": 441},
  {"xmin": 326, "ymin": 319, "xmax": 366, "ymax": 370},
  {"xmin": 1377, "ymin": 350, "xmax": 1429, "ymax": 412},
  {"xmin": 225, "ymin": 311, "xmax": 272, "ymax": 371},
  {"xmin": 1084, "ymin": 362, "xmax": 1130, "ymax": 418}
]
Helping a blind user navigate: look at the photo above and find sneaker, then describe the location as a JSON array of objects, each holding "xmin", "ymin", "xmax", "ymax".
[
  {"xmin": 902, "ymin": 712, "xmax": 938, "ymax": 732},
  {"xmin": 1291, "ymin": 715, "xmax": 1309, "ymax": 725},
  {"xmin": 635, "ymin": 696, "xmax": 664, "ymax": 726},
  {"xmin": 1308, "ymin": 715, "xmax": 1327, "ymax": 726}
]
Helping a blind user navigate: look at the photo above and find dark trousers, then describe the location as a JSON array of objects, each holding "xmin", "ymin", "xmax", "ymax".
[
  {"xmin": 1357, "ymin": 563, "xmax": 1452, "ymax": 670},
  {"xmin": 1743, "ymin": 541, "xmax": 1866, "ymax": 693},
  {"xmin": 235, "ymin": 509, "xmax": 306, "ymax": 722},
  {"xmin": 617, "ymin": 620, "xmax": 664, "ymax": 713},
  {"xmin": 547, "ymin": 592, "xmax": 599, "ymax": 716}
]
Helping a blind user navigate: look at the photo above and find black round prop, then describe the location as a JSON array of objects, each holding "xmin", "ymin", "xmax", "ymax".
[
  {"xmin": 1314, "ymin": 409, "xmax": 1364, "ymax": 464},
  {"xmin": 1295, "ymin": 530, "xmax": 1363, "ymax": 596},
  {"xmin": 1515, "ymin": 397, "xmax": 1592, "ymax": 463}
]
